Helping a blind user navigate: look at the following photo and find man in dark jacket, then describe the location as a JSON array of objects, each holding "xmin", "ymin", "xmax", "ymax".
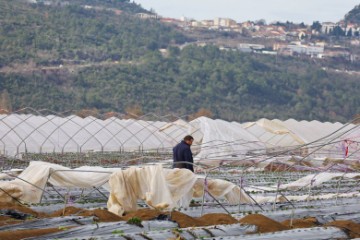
[{"xmin": 173, "ymin": 135, "xmax": 194, "ymax": 172}]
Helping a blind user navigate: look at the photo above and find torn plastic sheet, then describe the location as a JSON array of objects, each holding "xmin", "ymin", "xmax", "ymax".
[
  {"xmin": 0, "ymin": 216, "xmax": 94, "ymax": 231},
  {"xmin": 28, "ymin": 220, "xmax": 178, "ymax": 240},
  {"xmin": 206, "ymin": 227, "xmax": 347, "ymax": 240}
]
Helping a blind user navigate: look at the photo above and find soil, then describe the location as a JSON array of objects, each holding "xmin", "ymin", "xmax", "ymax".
[
  {"xmin": 239, "ymin": 213, "xmax": 290, "ymax": 233},
  {"xmin": 170, "ymin": 211, "xmax": 199, "ymax": 228},
  {"xmin": 122, "ymin": 208, "xmax": 162, "ymax": 221},
  {"xmin": 0, "ymin": 227, "xmax": 71, "ymax": 240},
  {"xmin": 197, "ymin": 213, "xmax": 239, "ymax": 226},
  {"xmin": 48, "ymin": 206, "xmax": 84, "ymax": 217},
  {"xmin": 281, "ymin": 217, "xmax": 319, "ymax": 228},
  {"xmin": 80, "ymin": 208, "xmax": 124, "ymax": 222},
  {"xmin": 170, "ymin": 211, "xmax": 238, "ymax": 228},
  {"xmin": 0, "ymin": 203, "xmax": 46, "ymax": 217},
  {"xmin": 48, "ymin": 206, "xmax": 123, "ymax": 222},
  {"xmin": 0, "ymin": 203, "xmax": 357, "ymax": 239},
  {"xmin": 325, "ymin": 220, "xmax": 360, "ymax": 238},
  {"xmin": 0, "ymin": 215, "xmax": 23, "ymax": 227}
]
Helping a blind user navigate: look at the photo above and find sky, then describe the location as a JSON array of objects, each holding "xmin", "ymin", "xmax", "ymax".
[{"xmin": 133, "ymin": 0, "xmax": 359, "ymax": 24}]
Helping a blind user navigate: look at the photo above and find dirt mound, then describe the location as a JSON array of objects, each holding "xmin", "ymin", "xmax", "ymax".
[
  {"xmin": 123, "ymin": 208, "xmax": 163, "ymax": 221},
  {"xmin": 80, "ymin": 208, "xmax": 124, "ymax": 222},
  {"xmin": 48, "ymin": 206, "xmax": 124, "ymax": 222},
  {"xmin": 325, "ymin": 220, "xmax": 360, "ymax": 238},
  {"xmin": 48, "ymin": 206, "xmax": 84, "ymax": 217},
  {"xmin": 170, "ymin": 211, "xmax": 238, "ymax": 228},
  {"xmin": 170, "ymin": 211, "xmax": 199, "ymax": 228},
  {"xmin": 281, "ymin": 217, "xmax": 319, "ymax": 228},
  {"xmin": 239, "ymin": 214, "xmax": 290, "ymax": 233},
  {"xmin": 0, "ymin": 215, "xmax": 22, "ymax": 227},
  {"xmin": 197, "ymin": 213, "xmax": 238, "ymax": 226},
  {"xmin": 0, "ymin": 227, "xmax": 69, "ymax": 240},
  {"xmin": 0, "ymin": 202, "xmax": 45, "ymax": 217}
]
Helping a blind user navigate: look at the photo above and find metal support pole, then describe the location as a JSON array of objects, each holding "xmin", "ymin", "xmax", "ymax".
[
  {"xmin": 273, "ymin": 180, "xmax": 281, "ymax": 210},
  {"xmin": 238, "ymin": 177, "xmax": 243, "ymax": 213}
]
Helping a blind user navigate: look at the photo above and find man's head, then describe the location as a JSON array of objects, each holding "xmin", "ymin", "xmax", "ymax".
[{"xmin": 183, "ymin": 135, "xmax": 194, "ymax": 145}]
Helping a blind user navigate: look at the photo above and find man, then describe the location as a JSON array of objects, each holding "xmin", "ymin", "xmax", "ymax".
[{"xmin": 172, "ymin": 135, "xmax": 194, "ymax": 172}]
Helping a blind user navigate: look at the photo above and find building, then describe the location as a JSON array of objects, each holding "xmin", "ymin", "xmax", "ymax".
[
  {"xmin": 214, "ymin": 18, "xmax": 237, "ymax": 28},
  {"xmin": 238, "ymin": 43, "xmax": 265, "ymax": 53},
  {"xmin": 136, "ymin": 13, "xmax": 158, "ymax": 19},
  {"xmin": 321, "ymin": 22, "xmax": 337, "ymax": 34},
  {"xmin": 287, "ymin": 43, "xmax": 324, "ymax": 57}
]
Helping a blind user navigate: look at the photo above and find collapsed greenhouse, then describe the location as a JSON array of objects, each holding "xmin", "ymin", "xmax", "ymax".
[{"xmin": 0, "ymin": 111, "xmax": 360, "ymax": 239}]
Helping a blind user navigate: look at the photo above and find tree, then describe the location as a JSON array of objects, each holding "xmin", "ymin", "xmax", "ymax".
[
  {"xmin": 311, "ymin": 21, "xmax": 322, "ymax": 32},
  {"xmin": 188, "ymin": 108, "xmax": 213, "ymax": 121},
  {"xmin": 255, "ymin": 19, "xmax": 266, "ymax": 26},
  {"xmin": 0, "ymin": 90, "xmax": 12, "ymax": 112},
  {"xmin": 76, "ymin": 108, "xmax": 100, "ymax": 118},
  {"xmin": 124, "ymin": 104, "xmax": 143, "ymax": 119},
  {"xmin": 332, "ymin": 26, "xmax": 345, "ymax": 36}
]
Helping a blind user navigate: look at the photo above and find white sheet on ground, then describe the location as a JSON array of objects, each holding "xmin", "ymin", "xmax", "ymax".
[
  {"xmin": 0, "ymin": 161, "xmax": 120, "ymax": 203},
  {"xmin": 107, "ymin": 165, "xmax": 197, "ymax": 216},
  {"xmin": 107, "ymin": 165, "xmax": 254, "ymax": 216},
  {"xmin": 279, "ymin": 172, "xmax": 360, "ymax": 190}
]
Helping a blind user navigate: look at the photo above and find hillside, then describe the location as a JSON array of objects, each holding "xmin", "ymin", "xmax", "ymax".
[
  {"xmin": 0, "ymin": 0, "xmax": 189, "ymax": 67},
  {"xmin": 0, "ymin": 0, "xmax": 359, "ymax": 122},
  {"xmin": 345, "ymin": 4, "xmax": 360, "ymax": 24}
]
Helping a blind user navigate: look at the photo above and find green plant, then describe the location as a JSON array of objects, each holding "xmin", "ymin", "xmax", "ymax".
[
  {"xmin": 127, "ymin": 217, "xmax": 143, "ymax": 227},
  {"xmin": 111, "ymin": 229, "xmax": 124, "ymax": 234}
]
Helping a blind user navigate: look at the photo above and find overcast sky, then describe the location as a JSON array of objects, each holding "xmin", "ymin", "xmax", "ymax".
[{"xmin": 133, "ymin": 0, "xmax": 359, "ymax": 24}]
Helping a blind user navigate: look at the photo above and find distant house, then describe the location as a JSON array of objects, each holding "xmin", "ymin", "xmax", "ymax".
[
  {"xmin": 238, "ymin": 43, "xmax": 265, "ymax": 53},
  {"xmin": 190, "ymin": 21, "xmax": 199, "ymax": 27},
  {"xmin": 287, "ymin": 43, "xmax": 324, "ymax": 57},
  {"xmin": 214, "ymin": 18, "xmax": 237, "ymax": 28},
  {"xmin": 201, "ymin": 20, "xmax": 214, "ymax": 27},
  {"xmin": 35, "ymin": 0, "xmax": 69, "ymax": 6},
  {"xmin": 241, "ymin": 21, "xmax": 254, "ymax": 28},
  {"xmin": 136, "ymin": 13, "xmax": 158, "ymax": 19},
  {"xmin": 275, "ymin": 42, "xmax": 324, "ymax": 58},
  {"xmin": 321, "ymin": 22, "xmax": 337, "ymax": 34},
  {"xmin": 344, "ymin": 24, "xmax": 360, "ymax": 36},
  {"xmin": 323, "ymin": 46, "xmax": 350, "ymax": 59}
]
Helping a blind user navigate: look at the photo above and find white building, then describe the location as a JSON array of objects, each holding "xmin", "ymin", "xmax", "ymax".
[
  {"xmin": 214, "ymin": 18, "xmax": 237, "ymax": 27},
  {"xmin": 321, "ymin": 22, "xmax": 337, "ymax": 34},
  {"xmin": 287, "ymin": 43, "xmax": 324, "ymax": 57},
  {"xmin": 238, "ymin": 43, "xmax": 265, "ymax": 53}
]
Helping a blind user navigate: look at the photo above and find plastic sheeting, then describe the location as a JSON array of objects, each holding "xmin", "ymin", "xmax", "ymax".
[
  {"xmin": 107, "ymin": 165, "xmax": 254, "ymax": 216},
  {"xmin": 0, "ymin": 114, "xmax": 176, "ymax": 156},
  {"xmin": 242, "ymin": 118, "xmax": 305, "ymax": 149},
  {"xmin": 208, "ymin": 227, "xmax": 348, "ymax": 240},
  {"xmin": 193, "ymin": 177, "xmax": 253, "ymax": 204},
  {"xmin": 0, "ymin": 161, "xmax": 120, "ymax": 203},
  {"xmin": 190, "ymin": 117, "xmax": 266, "ymax": 160},
  {"xmin": 107, "ymin": 165, "xmax": 197, "ymax": 216},
  {"xmin": 243, "ymin": 118, "xmax": 360, "ymax": 159},
  {"xmin": 1, "ymin": 114, "xmax": 359, "ymax": 161},
  {"xmin": 279, "ymin": 172, "xmax": 360, "ymax": 190}
]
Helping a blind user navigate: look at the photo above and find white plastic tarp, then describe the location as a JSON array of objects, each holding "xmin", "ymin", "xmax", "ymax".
[
  {"xmin": 0, "ymin": 161, "xmax": 120, "ymax": 203},
  {"xmin": 241, "ymin": 118, "xmax": 304, "ymax": 149},
  {"xmin": 0, "ymin": 114, "xmax": 175, "ymax": 156},
  {"xmin": 190, "ymin": 117, "xmax": 265, "ymax": 160},
  {"xmin": 107, "ymin": 165, "xmax": 253, "ymax": 216}
]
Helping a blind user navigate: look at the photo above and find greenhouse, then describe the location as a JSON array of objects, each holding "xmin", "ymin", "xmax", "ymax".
[
  {"xmin": 0, "ymin": 113, "xmax": 358, "ymax": 163},
  {"xmin": 0, "ymin": 112, "xmax": 360, "ymax": 239}
]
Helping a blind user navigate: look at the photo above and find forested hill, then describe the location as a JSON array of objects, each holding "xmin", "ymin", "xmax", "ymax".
[
  {"xmin": 0, "ymin": 0, "xmax": 359, "ymax": 123},
  {"xmin": 0, "ymin": 0, "xmax": 189, "ymax": 66},
  {"xmin": 345, "ymin": 4, "xmax": 360, "ymax": 24}
]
